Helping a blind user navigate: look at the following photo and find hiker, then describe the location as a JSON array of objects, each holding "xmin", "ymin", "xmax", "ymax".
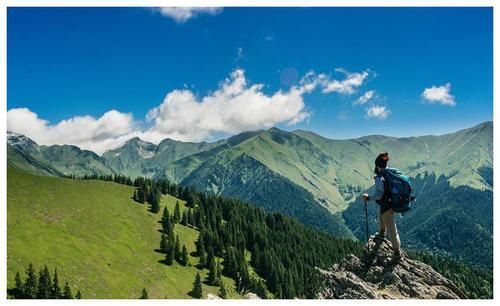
[{"xmin": 361, "ymin": 152, "xmax": 402, "ymax": 261}]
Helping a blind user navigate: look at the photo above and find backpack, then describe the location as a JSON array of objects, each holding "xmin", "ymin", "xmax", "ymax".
[{"xmin": 381, "ymin": 168, "xmax": 415, "ymax": 213}]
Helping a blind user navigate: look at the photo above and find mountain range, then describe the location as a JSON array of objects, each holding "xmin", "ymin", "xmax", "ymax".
[{"xmin": 7, "ymin": 121, "xmax": 493, "ymax": 266}]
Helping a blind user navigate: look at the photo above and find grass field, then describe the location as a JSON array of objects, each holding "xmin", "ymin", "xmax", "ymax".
[{"xmin": 7, "ymin": 167, "xmax": 239, "ymax": 299}]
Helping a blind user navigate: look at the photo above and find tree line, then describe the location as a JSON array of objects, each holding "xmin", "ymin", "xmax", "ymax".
[
  {"xmin": 127, "ymin": 176, "xmax": 363, "ymax": 298},
  {"xmin": 9, "ymin": 263, "xmax": 81, "ymax": 299}
]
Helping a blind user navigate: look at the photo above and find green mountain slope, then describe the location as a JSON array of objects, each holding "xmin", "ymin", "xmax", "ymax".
[
  {"xmin": 7, "ymin": 167, "xmax": 238, "ymax": 298},
  {"xmin": 7, "ymin": 132, "xmax": 114, "ymax": 177},
  {"xmin": 102, "ymin": 137, "xmax": 224, "ymax": 178},
  {"xmin": 180, "ymin": 152, "xmax": 352, "ymax": 237},
  {"xmin": 7, "ymin": 145, "xmax": 62, "ymax": 177}
]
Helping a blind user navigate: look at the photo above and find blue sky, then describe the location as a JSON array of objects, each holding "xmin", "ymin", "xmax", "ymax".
[{"xmin": 7, "ymin": 7, "xmax": 493, "ymax": 153}]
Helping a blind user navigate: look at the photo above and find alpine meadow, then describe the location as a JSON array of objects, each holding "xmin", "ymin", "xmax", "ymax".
[{"xmin": 5, "ymin": 6, "xmax": 493, "ymax": 300}]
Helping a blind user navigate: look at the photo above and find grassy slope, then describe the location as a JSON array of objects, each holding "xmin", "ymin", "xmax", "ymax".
[{"xmin": 7, "ymin": 167, "xmax": 238, "ymax": 299}]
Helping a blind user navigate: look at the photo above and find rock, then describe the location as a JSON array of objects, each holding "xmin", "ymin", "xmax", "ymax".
[
  {"xmin": 318, "ymin": 237, "xmax": 467, "ymax": 299},
  {"xmin": 243, "ymin": 292, "xmax": 261, "ymax": 299},
  {"xmin": 206, "ymin": 293, "xmax": 222, "ymax": 299}
]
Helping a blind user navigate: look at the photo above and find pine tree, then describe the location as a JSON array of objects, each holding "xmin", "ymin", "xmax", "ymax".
[
  {"xmin": 173, "ymin": 201, "xmax": 181, "ymax": 223},
  {"xmin": 174, "ymin": 235, "xmax": 181, "ymax": 262},
  {"xmin": 160, "ymin": 234, "xmax": 168, "ymax": 253},
  {"xmin": 23, "ymin": 263, "xmax": 37, "ymax": 299},
  {"xmin": 180, "ymin": 245, "xmax": 189, "ymax": 266},
  {"xmin": 75, "ymin": 291, "xmax": 82, "ymax": 299},
  {"xmin": 165, "ymin": 239, "xmax": 175, "ymax": 265},
  {"xmin": 216, "ymin": 259, "xmax": 222, "ymax": 280},
  {"xmin": 187, "ymin": 208, "xmax": 195, "ymax": 227},
  {"xmin": 51, "ymin": 268, "xmax": 61, "ymax": 299},
  {"xmin": 140, "ymin": 288, "xmax": 148, "ymax": 299},
  {"xmin": 37, "ymin": 265, "xmax": 52, "ymax": 299},
  {"xmin": 150, "ymin": 187, "xmax": 161, "ymax": 213},
  {"xmin": 191, "ymin": 272, "xmax": 203, "ymax": 298},
  {"xmin": 62, "ymin": 282, "xmax": 73, "ymax": 299},
  {"xmin": 181, "ymin": 210, "xmax": 188, "ymax": 226},
  {"xmin": 195, "ymin": 232, "xmax": 207, "ymax": 267},
  {"xmin": 137, "ymin": 185, "xmax": 146, "ymax": 203},
  {"xmin": 14, "ymin": 271, "xmax": 24, "ymax": 298},
  {"xmin": 161, "ymin": 207, "xmax": 173, "ymax": 236},
  {"xmin": 207, "ymin": 256, "xmax": 218, "ymax": 285}
]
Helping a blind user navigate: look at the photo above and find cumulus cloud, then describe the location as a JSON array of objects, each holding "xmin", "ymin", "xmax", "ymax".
[
  {"xmin": 421, "ymin": 83, "xmax": 456, "ymax": 106},
  {"xmin": 8, "ymin": 67, "xmax": 375, "ymax": 154},
  {"xmin": 354, "ymin": 90, "xmax": 375, "ymax": 105},
  {"xmin": 142, "ymin": 69, "xmax": 311, "ymax": 143},
  {"xmin": 8, "ymin": 69, "xmax": 318, "ymax": 154},
  {"xmin": 365, "ymin": 105, "xmax": 391, "ymax": 120},
  {"xmin": 7, "ymin": 108, "xmax": 138, "ymax": 154},
  {"xmin": 154, "ymin": 7, "xmax": 222, "ymax": 23}
]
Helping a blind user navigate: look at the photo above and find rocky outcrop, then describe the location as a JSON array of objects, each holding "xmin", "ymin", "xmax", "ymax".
[{"xmin": 318, "ymin": 237, "xmax": 467, "ymax": 299}]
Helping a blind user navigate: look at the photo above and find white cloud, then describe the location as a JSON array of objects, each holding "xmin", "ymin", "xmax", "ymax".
[
  {"xmin": 365, "ymin": 105, "xmax": 391, "ymax": 120},
  {"xmin": 7, "ymin": 108, "xmax": 138, "ymax": 154},
  {"xmin": 322, "ymin": 68, "xmax": 370, "ymax": 94},
  {"xmin": 421, "ymin": 83, "xmax": 456, "ymax": 106},
  {"xmin": 298, "ymin": 68, "xmax": 371, "ymax": 95},
  {"xmin": 8, "ymin": 67, "xmax": 374, "ymax": 154},
  {"xmin": 354, "ymin": 90, "xmax": 375, "ymax": 105},
  {"xmin": 142, "ymin": 69, "xmax": 311, "ymax": 143},
  {"xmin": 154, "ymin": 7, "xmax": 222, "ymax": 23},
  {"xmin": 8, "ymin": 69, "xmax": 316, "ymax": 154}
]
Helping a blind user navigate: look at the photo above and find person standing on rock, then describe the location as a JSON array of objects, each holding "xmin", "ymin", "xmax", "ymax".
[{"xmin": 361, "ymin": 152, "xmax": 402, "ymax": 262}]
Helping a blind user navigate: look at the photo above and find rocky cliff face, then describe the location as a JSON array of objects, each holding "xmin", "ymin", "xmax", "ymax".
[{"xmin": 318, "ymin": 238, "xmax": 467, "ymax": 299}]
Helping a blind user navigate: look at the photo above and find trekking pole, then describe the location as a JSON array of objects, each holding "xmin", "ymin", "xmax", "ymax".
[{"xmin": 363, "ymin": 198, "xmax": 369, "ymax": 243}]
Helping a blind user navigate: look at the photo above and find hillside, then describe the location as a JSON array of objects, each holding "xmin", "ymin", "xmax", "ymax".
[
  {"xmin": 7, "ymin": 132, "xmax": 114, "ymax": 177},
  {"xmin": 7, "ymin": 122, "xmax": 493, "ymax": 269},
  {"xmin": 7, "ymin": 167, "xmax": 238, "ymax": 299}
]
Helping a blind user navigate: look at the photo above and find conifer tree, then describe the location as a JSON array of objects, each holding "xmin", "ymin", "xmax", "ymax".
[
  {"xmin": 51, "ymin": 268, "xmax": 61, "ymax": 299},
  {"xmin": 181, "ymin": 210, "xmax": 188, "ymax": 226},
  {"xmin": 180, "ymin": 245, "xmax": 189, "ymax": 266},
  {"xmin": 62, "ymin": 282, "xmax": 73, "ymax": 299},
  {"xmin": 14, "ymin": 271, "xmax": 24, "ymax": 298},
  {"xmin": 149, "ymin": 186, "xmax": 161, "ymax": 213},
  {"xmin": 161, "ymin": 207, "xmax": 173, "ymax": 235},
  {"xmin": 207, "ymin": 256, "xmax": 218, "ymax": 285},
  {"xmin": 160, "ymin": 234, "xmax": 168, "ymax": 253},
  {"xmin": 216, "ymin": 259, "xmax": 222, "ymax": 280},
  {"xmin": 188, "ymin": 208, "xmax": 195, "ymax": 227},
  {"xmin": 140, "ymin": 288, "xmax": 148, "ymax": 299},
  {"xmin": 191, "ymin": 272, "xmax": 203, "ymax": 298},
  {"xmin": 196, "ymin": 233, "xmax": 207, "ymax": 268},
  {"xmin": 165, "ymin": 239, "xmax": 175, "ymax": 265},
  {"xmin": 173, "ymin": 201, "xmax": 181, "ymax": 223},
  {"xmin": 75, "ymin": 291, "xmax": 82, "ymax": 299},
  {"xmin": 23, "ymin": 263, "xmax": 37, "ymax": 299},
  {"xmin": 36, "ymin": 265, "xmax": 52, "ymax": 299}
]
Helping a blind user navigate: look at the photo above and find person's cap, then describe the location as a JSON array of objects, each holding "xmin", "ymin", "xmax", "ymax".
[{"xmin": 375, "ymin": 152, "xmax": 390, "ymax": 168}]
